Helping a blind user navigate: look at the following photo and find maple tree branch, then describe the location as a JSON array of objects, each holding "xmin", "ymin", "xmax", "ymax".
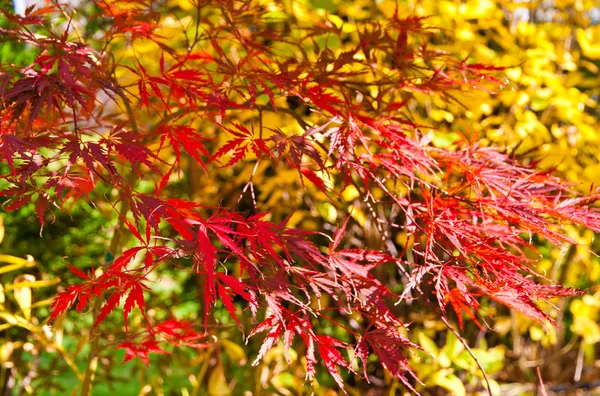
[
  {"xmin": 57, "ymin": 4, "xmax": 85, "ymax": 44},
  {"xmin": 6, "ymin": 2, "xmax": 596, "ymax": 393},
  {"xmin": 439, "ymin": 314, "xmax": 494, "ymax": 396},
  {"xmin": 235, "ymin": 159, "xmax": 260, "ymax": 212},
  {"xmin": 80, "ymin": 97, "xmax": 139, "ymax": 396}
]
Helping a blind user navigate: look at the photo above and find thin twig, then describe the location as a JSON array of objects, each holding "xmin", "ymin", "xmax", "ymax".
[{"xmin": 439, "ymin": 314, "xmax": 494, "ymax": 396}]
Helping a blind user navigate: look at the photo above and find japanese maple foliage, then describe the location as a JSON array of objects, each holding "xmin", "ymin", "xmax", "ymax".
[{"xmin": 1, "ymin": 0, "xmax": 599, "ymax": 392}]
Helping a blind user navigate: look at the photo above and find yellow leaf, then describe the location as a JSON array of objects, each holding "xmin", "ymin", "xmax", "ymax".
[
  {"xmin": 0, "ymin": 312, "xmax": 35, "ymax": 332},
  {"xmin": 221, "ymin": 339, "xmax": 247, "ymax": 365},
  {"xmin": 0, "ymin": 255, "xmax": 36, "ymax": 275},
  {"xmin": 529, "ymin": 326, "xmax": 544, "ymax": 341},
  {"xmin": 208, "ymin": 365, "xmax": 230, "ymax": 396},
  {"xmin": 292, "ymin": 1, "xmax": 307, "ymax": 21},
  {"xmin": 131, "ymin": 39, "xmax": 161, "ymax": 55},
  {"xmin": 378, "ymin": 0, "xmax": 398, "ymax": 18},
  {"xmin": 13, "ymin": 274, "xmax": 35, "ymax": 320},
  {"xmin": 348, "ymin": 206, "xmax": 366, "ymax": 227},
  {"xmin": 5, "ymin": 278, "xmax": 60, "ymax": 291},
  {"xmin": 577, "ymin": 27, "xmax": 600, "ymax": 60},
  {"xmin": 570, "ymin": 298, "xmax": 599, "ymax": 319},
  {"xmin": 285, "ymin": 212, "xmax": 305, "ymax": 228},
  {"xmin": 167, "ymin": 0, "xmax": 195, "ymax": 11},
  {"xmin": 462, "ymin": 0, "xmax": 496, "ymax": 19},
  {"xmin": 571, "ymin": 316, "xmax": 600, "ymax": 344},
  {"xmin": 341, "ymin": 185, "xmax": 359, "ymax": 201},
  {"xmin": 0, "ymin": 342, "xmax": 14, "ymax": 364},
  {"xmin": 327, "ymin": 14, "xmax": 344, "ymax": 29},
  {"xmin": 505, "ymin": 67, "xmax": 522, "ymax": 81}
]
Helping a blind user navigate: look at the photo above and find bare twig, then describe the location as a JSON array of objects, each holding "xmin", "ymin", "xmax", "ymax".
[{"xmin": 439, "ymin": 314, "xmax": 494, "ymax": 396}]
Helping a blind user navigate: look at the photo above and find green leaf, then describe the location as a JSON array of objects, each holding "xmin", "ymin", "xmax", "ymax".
[
  {"xmin": 309, "ymin": 0, "xmax": 337, "ymax": 12},
  {"xmin": 471, "ymin": 346, "xmax": 505, "ymax": 376},
  {"xmin": 317, "ymin": 202, "xmax": 338, "ymax": 223},
  {"xmin": 418, "ymin": 332, "xmax": 439, "ymax": 358},
  {"xmin": 428, "ymin": 370, "xmax": 466, "ymax": 396}
]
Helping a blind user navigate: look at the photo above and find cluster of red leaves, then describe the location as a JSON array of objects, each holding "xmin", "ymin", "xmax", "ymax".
[
  {"xmin": 1, "ymin": 1, "xmax": 599, "ymax": 391},
  {"xmin": 120, "ymin": 319, "xmax": 211, "ymax": 366}
]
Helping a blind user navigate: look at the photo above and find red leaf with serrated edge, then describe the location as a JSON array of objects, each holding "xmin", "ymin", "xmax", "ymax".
[
  {"xmin": 218, "ymin": 283, "xmax": 243, "ymax": 331},
  {"xmin": 355, "ymin": 337, "xmax": 369, "ymax": 380},
  {"xmin": 331, "ymin": 216, "xmax": 351, "ymax": 251},
  {"xmin": 154, "ymin": 319, "xmax": 210, "ymax": 348},
  {"xmin": 217, "ymin": 273, "xmax": 255, "ymax": 305},
  {"xmin": 156, "ymin": 319, "xmax": 194, "ymax": 337},
  {"xmin": 169, "ymin": 69, "xmax": 205, "ymax": 81},
  {"xmin": 315, "ymin": 335, "xmax": 353, "ymax": 391},
  {"xmin": 65, "ymin": 263, "xmax": 89, "ymax": 280},
  {"xmin": 109, "ymin": 247, "xmax": 144, "ymax": 272},
  {"xmin": 49, "ymin": 287, "xmax": 82, "ymax": 322},
  {"xmin": 210, "ymin": 226, "xmax": 245, "ymax": 257},
  {"xmin": 305, "ymin": 335, "xmax": 317, "ymax": 382},
  {"xmin": 119, "ymin": 339, "xmax": 167, "ymax": 366},
  {"xmin": 489, "ymin": 289, "xmax": 552, "ymax": 324},
  {"xmin": 122, "ymin": 215, "xmax": 144, "ymax": 244},
  {"xmin": 166, "ymin": 217, "xmax": 195, "ymax": 241},
  {"xmin": 300, "ymin": 167, "xmax": 327, "ymax": 193},
  {"xmin": 123, "ymin": 282, "xmax": 148, "ymax": 332},
  {"xmin": 251, "ymin": 318, "xmax": 283, "ymax": 366},
  {"xmin": 257, "ymin": 79, "xmax": 277, "ymax": 111},
  {"xmin": 359, "ymin": 327, "xmax": 419, "ymax": 391},
  {"xmin": 94, "ymin": 290, "xmax": 123, "ymax": 329}
]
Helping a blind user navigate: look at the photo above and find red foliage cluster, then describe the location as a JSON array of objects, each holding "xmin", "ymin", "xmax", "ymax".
[{"xmin": 1, "ymin": 0, "xmax": 598, "ymax": 390}]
